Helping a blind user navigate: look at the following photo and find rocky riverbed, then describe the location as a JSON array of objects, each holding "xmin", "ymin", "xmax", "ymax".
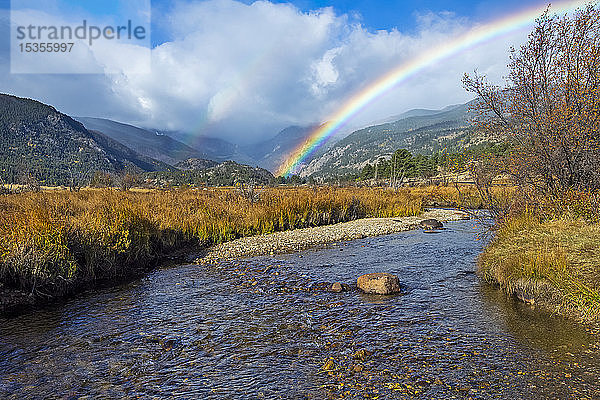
[
  {"xmin": 4, "ymin": 217, "xmax": 599, "ymax": 399},
  {"xmin": 196, "ymin": 208, "xmax": 469, "ymax": 264}
]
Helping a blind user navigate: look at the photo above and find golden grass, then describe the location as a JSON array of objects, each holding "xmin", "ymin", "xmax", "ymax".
[
  {"xmin": 479, "ymin": 212, "xmax": 600, "ymax": 322},
  {"xmin": 0, "ymin": 186, "xmax": 424, "ymax": 299},
  {"xmin": 408, "ymin": 184, "xmax": 515, "ymax": 210}
]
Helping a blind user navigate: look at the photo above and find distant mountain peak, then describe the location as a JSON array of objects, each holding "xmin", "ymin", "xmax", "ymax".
[
  {"xmin": 242, "ymin": 124, "xmax": 320, "ymax": 173},
  {"xmin": 77, "ymin": 117, "xmax": 208, "ymax": 166},
  {"xmin": 0, "ymin": 94, "xmax": 169, "ymax": 185}
]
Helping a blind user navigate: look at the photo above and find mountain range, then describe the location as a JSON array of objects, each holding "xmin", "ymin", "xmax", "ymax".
[
  {"xmin": 0, "ymin": 92, "xmax": 480, "ymax": 184},
  {"xmin": 79, "ymin": 103, "xmax": 479, "ymax": 180},
  {"xmin": 297, "ymin": 102, "xmax": 476, "ymax": 178},
  {"xmin": 77, "ymin": 117, "xmax": 205, "ymax": 166},
  {"xmin": 0, "ymin": 94, "xmax": 274, "ymax": 186},
  {"xmin": 242, "ymin": 125, "xmax": 319, "ymax": 172},
  {"xmin": 0, "ymin": 94, "xmax": 170, "ymax": 185},
  {"xmin": 159, "ymin": 130, "xmax": 257, "ymax": 166}
]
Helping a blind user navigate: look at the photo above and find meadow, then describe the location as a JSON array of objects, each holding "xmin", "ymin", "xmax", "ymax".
[
  {"xmin": 7, "ymin": 182, "xmax": 595, "ymax": 322},
  {"xmin": 1, "ymin": 186, "xmax": 439, "ymax": 307},
  {"xmin": 478, "ymin": 190, "xmax": 600, "ymax": 322}
]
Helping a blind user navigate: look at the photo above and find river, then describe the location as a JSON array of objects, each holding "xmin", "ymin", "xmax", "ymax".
[{"xmin": 1, "ymin": 219, "xmax": 599, "ymax": 399}]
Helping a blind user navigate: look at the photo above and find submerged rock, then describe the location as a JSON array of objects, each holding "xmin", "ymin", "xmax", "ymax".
[
  {"xmin": 420, "ymin": 219, "xmax": 443, "ymax": 230},
  {"xmin": 352, "ymin": 364, "xmax": 364, "ymax": 373},
  {"xmin": 331, "ymin": 282, "xmax": 343, "ymax": 292},
  {"xmin": 160, "ymin": 338, "xmax": 177, "ymax": 351},
  {"xmin": 352, "ymin": 349, "xmax": 373, "ymax": 361},
  {"xmin": 322, "ymin": 358, "xmax": 336, "ymax": 371},
  {"xmin": 356, "ymin": 273, "xmax": 400, "ymax": 295},
  {"xmin": 330, "ymin": 282, "xmax": 350, "ymax": 293}
]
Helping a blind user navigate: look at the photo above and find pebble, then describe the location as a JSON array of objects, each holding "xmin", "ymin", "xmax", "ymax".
[
  {"xmin": 330, "ymin": 282, "xmax": 344, "ymax": 293},
  {"xmin": 197, "ymin": 209, "xmax": 468, "ymax": 264}
]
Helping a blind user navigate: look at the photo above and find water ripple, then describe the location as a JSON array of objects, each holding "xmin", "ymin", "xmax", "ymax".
[{"xmin": 1, "ymin": 220, "xmax": 599, "ymax": 398}]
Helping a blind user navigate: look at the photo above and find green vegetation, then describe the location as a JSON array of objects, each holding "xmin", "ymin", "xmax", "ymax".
[
  {"xmin": 145, "ymin": 160, "xmax": 274, "ymax": 187},
  {"xmin": 300, "ymin": 102, "xmax": 485, "ymax": 179},
  {"xmin": 340, "ymin": 143, "xmax": 507, "ymax": 183},
  {"xmin": 358, "ymin": 149, "xmax": 440, "ymax": 181}
]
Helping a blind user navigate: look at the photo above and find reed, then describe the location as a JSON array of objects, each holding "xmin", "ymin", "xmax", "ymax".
[
  {"xmin": 0, "ymin": 186, "xmax": 424, "ymax": 301},
  {"xmin": 479, "ymin": 208, "xmax": 600, "ymax": 322}
]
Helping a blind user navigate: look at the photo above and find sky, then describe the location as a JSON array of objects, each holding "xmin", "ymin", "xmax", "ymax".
[{"xmin": 0, "ymin": 0, "xmax": 561, "ymax": 144}]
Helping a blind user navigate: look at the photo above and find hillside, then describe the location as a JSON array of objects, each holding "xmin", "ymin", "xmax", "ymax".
[
  {"xmin": 146, "ymin": 159, "xmax": 274, "ymax": 186},
  {"xmin": 163, "ymin": 130, "xmax": 257, "ymax": 166},
  {"xmin": 205, "ymin": 161, "xmax": 274, "ymax": 186},
  {"xmin": 297, "ymin": 102, "xmax": 481, "ymax": 178},
  {"xmin": 175, "ymin": 158, "xmax": 219, "ymax": 170},
  {"xmin": 243, "ymin": 125, "xmax": 319, "ymax": 172},
  {"xmin": 78, "ymin": 117, "xmax": 205, "ymax": 166},
  {"xmin": 0, "ymin": 94, "xmax": 169, "ymax": 186}
]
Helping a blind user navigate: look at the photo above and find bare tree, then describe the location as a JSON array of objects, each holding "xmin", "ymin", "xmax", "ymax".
[
  {"xmin": 119, "ymin": 172, "xmax": 141, "ymax": 191},
  {"xmin": 463, "ymin": 5, "xmax": 600, "ymax": 196}
]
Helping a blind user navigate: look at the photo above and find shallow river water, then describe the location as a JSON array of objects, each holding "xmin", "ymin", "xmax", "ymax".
[{"xmin": 1, "ymin": 219, "xmax": 599, "ymax": 399}]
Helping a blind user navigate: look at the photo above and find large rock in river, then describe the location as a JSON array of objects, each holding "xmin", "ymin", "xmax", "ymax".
[
  {"xmin": 357, "ymin": 273, "xmax": 401, "ymax": 295},
  {"xmin": 420, "ymin": 218, "xmax": 443, "ymax": 229}
]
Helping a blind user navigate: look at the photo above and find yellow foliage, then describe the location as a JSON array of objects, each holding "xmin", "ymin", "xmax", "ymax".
[
  {"xmin": 0, "ymin": 186, "xmax": 426, "ymax": 295},
  {"xmin": 479, "ymin": 212, "xmax": 600, "ymax": 322}
]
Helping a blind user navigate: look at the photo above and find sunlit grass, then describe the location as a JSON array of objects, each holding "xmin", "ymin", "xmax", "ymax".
[
  {"xmin": 0, "ymin": 186, "xmax": 425, "ymax": 298},
  {"xmin": 479, "ymin": 211, "xmax": 600, "ymax": 322},
  {"xmin": 408, "ymin": 184, "xmax": 515, "ymax": 210}
]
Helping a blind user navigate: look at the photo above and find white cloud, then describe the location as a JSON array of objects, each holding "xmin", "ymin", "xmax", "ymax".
[
  {"xmin": 0, "ymin": 0, "xmax": 532, "ymax": 144},
  {"xmin": 310, "ymin": 48, "xmax": 340, "ymax": 96}
]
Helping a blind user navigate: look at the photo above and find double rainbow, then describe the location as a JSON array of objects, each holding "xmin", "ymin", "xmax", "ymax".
[{"xmin": 276, "ymin": 0, "xmax": 589, "ymax": 177}]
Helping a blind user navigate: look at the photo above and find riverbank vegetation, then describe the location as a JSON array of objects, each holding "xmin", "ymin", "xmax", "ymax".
[
  {"xmin": 479, "ymin": 194, "xmax": 600, "ymax": 321},
  {"xmin": 0, "ymin": 186, "xmax": 428, "ymax": 311},
  {"xmin": 357, "ymin": 143, "xmax": 510, "ymax": 183},
  {"xmin": 466, "ymin": 5, "xmax": 600, "ymax": 322}
]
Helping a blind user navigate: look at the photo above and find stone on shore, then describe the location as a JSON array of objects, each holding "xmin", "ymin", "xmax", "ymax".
[
  {"xmin": 356, "ymin": 273, "xmax": 401, "ymax": 295},
  {"xmin": 420, "ymin": 218, "xmax": 443, "ymax": 230}
]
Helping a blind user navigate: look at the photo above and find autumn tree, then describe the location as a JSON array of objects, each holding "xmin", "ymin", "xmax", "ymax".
[
  {"xmin": 90, "ymin": 171, "xmax": 115, "ymax": 188},
  {"xmin": 463, "ymin": 4, "xmax": 600, "ymax": 195},
  {"xmin": 119, "ymin": 172, "xmax": 142, "ymax": 191}
]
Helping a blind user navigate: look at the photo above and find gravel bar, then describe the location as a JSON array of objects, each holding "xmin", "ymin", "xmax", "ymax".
[{"xmin": 196, "ymin": 208, "xmax": 469, "ymax": 264}]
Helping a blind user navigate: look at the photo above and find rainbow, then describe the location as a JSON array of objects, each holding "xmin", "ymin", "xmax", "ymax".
[{"xmin": 276, "ymin": 0, "xmax": 590, "ymax": 177}]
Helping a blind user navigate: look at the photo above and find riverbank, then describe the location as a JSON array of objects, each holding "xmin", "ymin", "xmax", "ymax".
[
  {"xmin": 0, "ymin": 187, "xmax": 431, "ymax": 315},
  {"xmin": 198, "ymin": 208, "xmax": 468, "ymax": 264},
  {"xmin": 479, "ymin": 212, "xmax": 600, "ymax": 324},
  {"xmin": 4, "ymin": 217, "xmax": 599, "ymax": 399}
]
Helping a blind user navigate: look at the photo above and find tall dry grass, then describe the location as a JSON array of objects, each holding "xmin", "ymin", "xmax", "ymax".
[
  {"xmin": 0, "ymin": 187, "xmax": 423, "ymax": 300},
  {"xmin": 407, "ymin": 184, "xmax": 515, "ymax": 210},
  {"xmin": 479, "ymin": 197, "xmax": 600, "ymax": 322}
]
